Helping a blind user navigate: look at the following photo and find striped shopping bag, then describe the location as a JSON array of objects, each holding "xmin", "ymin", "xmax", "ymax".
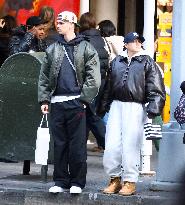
[{"xmin": 144, "ymin": 122, "xmax": 162, "ymax": 140}]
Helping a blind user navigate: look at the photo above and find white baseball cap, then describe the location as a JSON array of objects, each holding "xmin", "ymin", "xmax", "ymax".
[{"xmin": 57, "ymin": 11, "xmax": 80, "ymax": 26}]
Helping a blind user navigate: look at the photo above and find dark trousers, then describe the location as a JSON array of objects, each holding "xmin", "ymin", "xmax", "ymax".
[
  {"xmin": 50, "ymin": 100, "xmax": 87, "ymax": 189},
  {"xmin": 86, "ymin": 106, "xmax": 105, "ymax": 149}
]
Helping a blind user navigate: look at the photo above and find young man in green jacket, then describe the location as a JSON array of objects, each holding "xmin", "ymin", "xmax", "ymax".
[{"xmin": 38, "ymin": 11, "xmax": 101, "ymax": 194}]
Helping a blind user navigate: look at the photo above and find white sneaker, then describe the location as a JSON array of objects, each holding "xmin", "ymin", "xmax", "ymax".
[
  {"xmin": 49, "ymin": 186, "xmax": 64, "ymax": 193},
  {"xmin": 70, "ymin": 186, "xmax": 82, "ymax": 194}
]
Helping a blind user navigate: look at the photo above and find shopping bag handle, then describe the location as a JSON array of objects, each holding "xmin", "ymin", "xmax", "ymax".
[{"xmin": 40, "ymin": 114, "xmax": 48, "ymax": 128}]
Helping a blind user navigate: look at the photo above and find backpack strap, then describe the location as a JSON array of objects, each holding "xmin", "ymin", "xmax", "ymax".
[{"xmin": 103, "ymin": 37, "xmax": 112, "ymax": 55}]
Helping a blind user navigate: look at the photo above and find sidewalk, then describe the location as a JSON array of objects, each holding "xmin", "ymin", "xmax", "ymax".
[{"xmin": 0, "ymin": 144, "xmax": 184, "ymax": 205}]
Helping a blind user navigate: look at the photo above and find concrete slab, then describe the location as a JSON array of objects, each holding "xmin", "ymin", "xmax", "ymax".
[{"xmin": 0, "ymin": 146, "xmax": 184, "ymax": 205}]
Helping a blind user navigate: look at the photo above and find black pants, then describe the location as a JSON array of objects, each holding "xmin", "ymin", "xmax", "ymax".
[
  {"xmin": 50, "ymin": 100, "xmax": 87, "ymax": 189},
  {"xmin": 86, "ymin": 106, "xmax": 105, "ymax": 149}
]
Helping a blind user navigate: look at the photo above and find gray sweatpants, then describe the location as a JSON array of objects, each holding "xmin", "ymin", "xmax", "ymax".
[{"xmin": 103, "ymin": 100, "xmax": 146, "ymax": 182}]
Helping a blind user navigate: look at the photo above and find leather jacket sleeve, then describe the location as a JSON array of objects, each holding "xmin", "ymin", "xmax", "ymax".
[
  {"xmin": 145, "ymin": 58, "xmax": 166, "ymax": 116},
  {"xmin": 9, "ymin": 32, "xmax": 35, "ymax": 55},
  {"xmin": 96, "ymin": 63, "xmax": 113, "ymax": 117},
  {"xmin": 38, "ymin": 39, "xmax": 48, "ymax": 52}
]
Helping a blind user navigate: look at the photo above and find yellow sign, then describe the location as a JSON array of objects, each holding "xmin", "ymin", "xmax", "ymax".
[
  {"xmin": 156, "ymin": 37, "xmax": 172, "ymax": 63},
  {"xmin": 163, "ymin": 95, "xmax": 170, "ymax": 123},
  {"xmin": 158, "ymin": 12, "xmax": 172, "ymax": 29},
  {"xmin": 163, "ymin": 62, "xmax": 171, "ymax": 87},
  {"xmin": 163, "ymin": 63, "xmax": 171, "ymax": 123}
]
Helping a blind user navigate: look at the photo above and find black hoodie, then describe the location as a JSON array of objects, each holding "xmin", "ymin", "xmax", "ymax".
[{"xmin": 53, "ymin": 34, "xmax": 85, "ymax": 96}]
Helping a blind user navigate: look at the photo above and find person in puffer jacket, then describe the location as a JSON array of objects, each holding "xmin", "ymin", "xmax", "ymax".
[
  {"xmin": 98, "ymin": 32, "xmax": 166, "ymax": 196},
  {"xmin": 97, "ymin": 19, "xmax": 124, "ymax": 125},
  {"xmin": 9, "ymin": 16, "xmax": 47, "ymax": 55},
  {"xmin": 79, "ymin": 12, "xmax": 109, "ymax": 152}
]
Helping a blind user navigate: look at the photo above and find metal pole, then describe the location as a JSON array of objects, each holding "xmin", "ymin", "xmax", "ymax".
[
  {"xmin": 140, "ymin": 0, "xmax": 155, "ymax": 175},
  {"xmin": 143, "ymin": 0, "xmax": 155, "ymax": 58},
  {"xmin": 151, "ymin": 0, "xmax": 185, "ymax": 191}
]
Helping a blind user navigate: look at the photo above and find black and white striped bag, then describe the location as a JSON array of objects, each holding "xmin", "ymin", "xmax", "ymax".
[{"xmin": 144, "ymin": 122, "xmax": 162, "ymax": 140}]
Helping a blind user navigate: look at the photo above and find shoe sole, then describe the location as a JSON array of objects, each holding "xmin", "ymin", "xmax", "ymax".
[
  {"xmin": 118, "ymin": 191, "xmax": 136, "ymax": 196},
  {"xmin": 70, "ymin": 191, "xmax": 82, "ymax": 194},
  {"xmin": 49, "ymin": 188, "xmax": 69, "ymax": 193},
  {"xmin": 103, "ymin": 189, "xmax": 121, "ymax": 194},
  {"xmin": 103, "ymin": 191, "xmax": 118, "ymax": 194},
  {"xmin": 70, "ymin": 188, "xmax": 82, "ymax": 194}
]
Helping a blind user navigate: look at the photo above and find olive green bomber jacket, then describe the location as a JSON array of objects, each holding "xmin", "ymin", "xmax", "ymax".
[{"xmin": 38, "ymin": 40, "xmax": 101, "ymax": 104}]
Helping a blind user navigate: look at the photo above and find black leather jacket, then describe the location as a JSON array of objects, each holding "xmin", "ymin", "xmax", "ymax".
[
  {"xmin": 9, "ymin": 26, "xmax": 47, "ymax": 55},
  {"xmin": 98, "ymin": 53, "xmax": 166, "ymax": 117}
]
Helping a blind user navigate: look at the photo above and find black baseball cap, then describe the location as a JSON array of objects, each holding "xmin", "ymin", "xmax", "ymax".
[
  {"xmin": 124, "ymin": 32, "xmax": 145, "ymax": 44},
  {"xmin": 26, "ymin": 16, "xmax": 46, "ymax": 28}
]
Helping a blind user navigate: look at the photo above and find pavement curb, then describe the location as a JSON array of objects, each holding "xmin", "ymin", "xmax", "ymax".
[{"xmin": 0, "ymin": 187, "xmax": 184, "ymax": 205}]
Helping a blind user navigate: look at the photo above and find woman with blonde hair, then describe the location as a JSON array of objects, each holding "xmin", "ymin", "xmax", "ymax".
[{"xmin": 39, "ymin": 6, "xmax": 57, "ymax": 45}]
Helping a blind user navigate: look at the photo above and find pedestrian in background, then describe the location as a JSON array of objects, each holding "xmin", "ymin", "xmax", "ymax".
[
  {"xmin": 180, "ymin": 81, "xmax": 185, "ymax": 94},
  {"xmin": 79, "ymin": 12, "xmax": 109, "ymax": 152},
  {"xmin": 97, "ymin": 19, "xmax": 124, "ymax": 63},
  {"xmin": 38, "ymin": 11, "xmax": 101, "ymax": 194},
  {"xmin": 174, "ymin": 81, "xmax": 185, "ymax": 127},
  {"xmin": 0, "ymin": 15, "xmax": 17, "ymax": 66},
  {"xmin": 39, "ymin": 6, "xmax": 58, "ymax": 45},
  {"xmin": 7, "ymin": 15, "xmax": 47, "ymax": 175},
  {"xmin": 97, "ymin": 19, "xmax": 124, "ymax": 124},
  {"xmin": 98, "ymin": 32, "xmax": 165, "ymax": 196},
  {"xmin": 9, "ymin": 16, "xmax": 47, "ymax": 55}
]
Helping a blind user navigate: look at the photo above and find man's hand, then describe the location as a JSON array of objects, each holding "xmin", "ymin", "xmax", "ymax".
[
  {"xmin": 41, "ymin": 104, "xmax": 49, "ymax": 114},
  {"xmin": 147, "ymin": 113, "xmax": 156, "ymax": 119},
  {"xmin": 0, "ymin": 19, "xmax": 5, "ymax": 28}
]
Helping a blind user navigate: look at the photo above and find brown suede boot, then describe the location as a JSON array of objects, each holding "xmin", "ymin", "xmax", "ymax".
[
  {"xmin": 119, "ymin": 181, "xmax": 136, "ymax": 196},
  {"xmin": 103, "ymin": 177, "xmax": 122, "ymax": 194}
]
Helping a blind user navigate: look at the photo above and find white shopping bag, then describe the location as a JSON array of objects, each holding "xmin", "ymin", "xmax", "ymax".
[{"xmin": 35, "ymin": 114, "xmax": 50, "ymax": 165}]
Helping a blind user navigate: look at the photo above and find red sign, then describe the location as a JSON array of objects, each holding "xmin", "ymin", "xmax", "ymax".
[{"xmin": 0, "ymin": 0, "xmax": 80, "ymax": 25}]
